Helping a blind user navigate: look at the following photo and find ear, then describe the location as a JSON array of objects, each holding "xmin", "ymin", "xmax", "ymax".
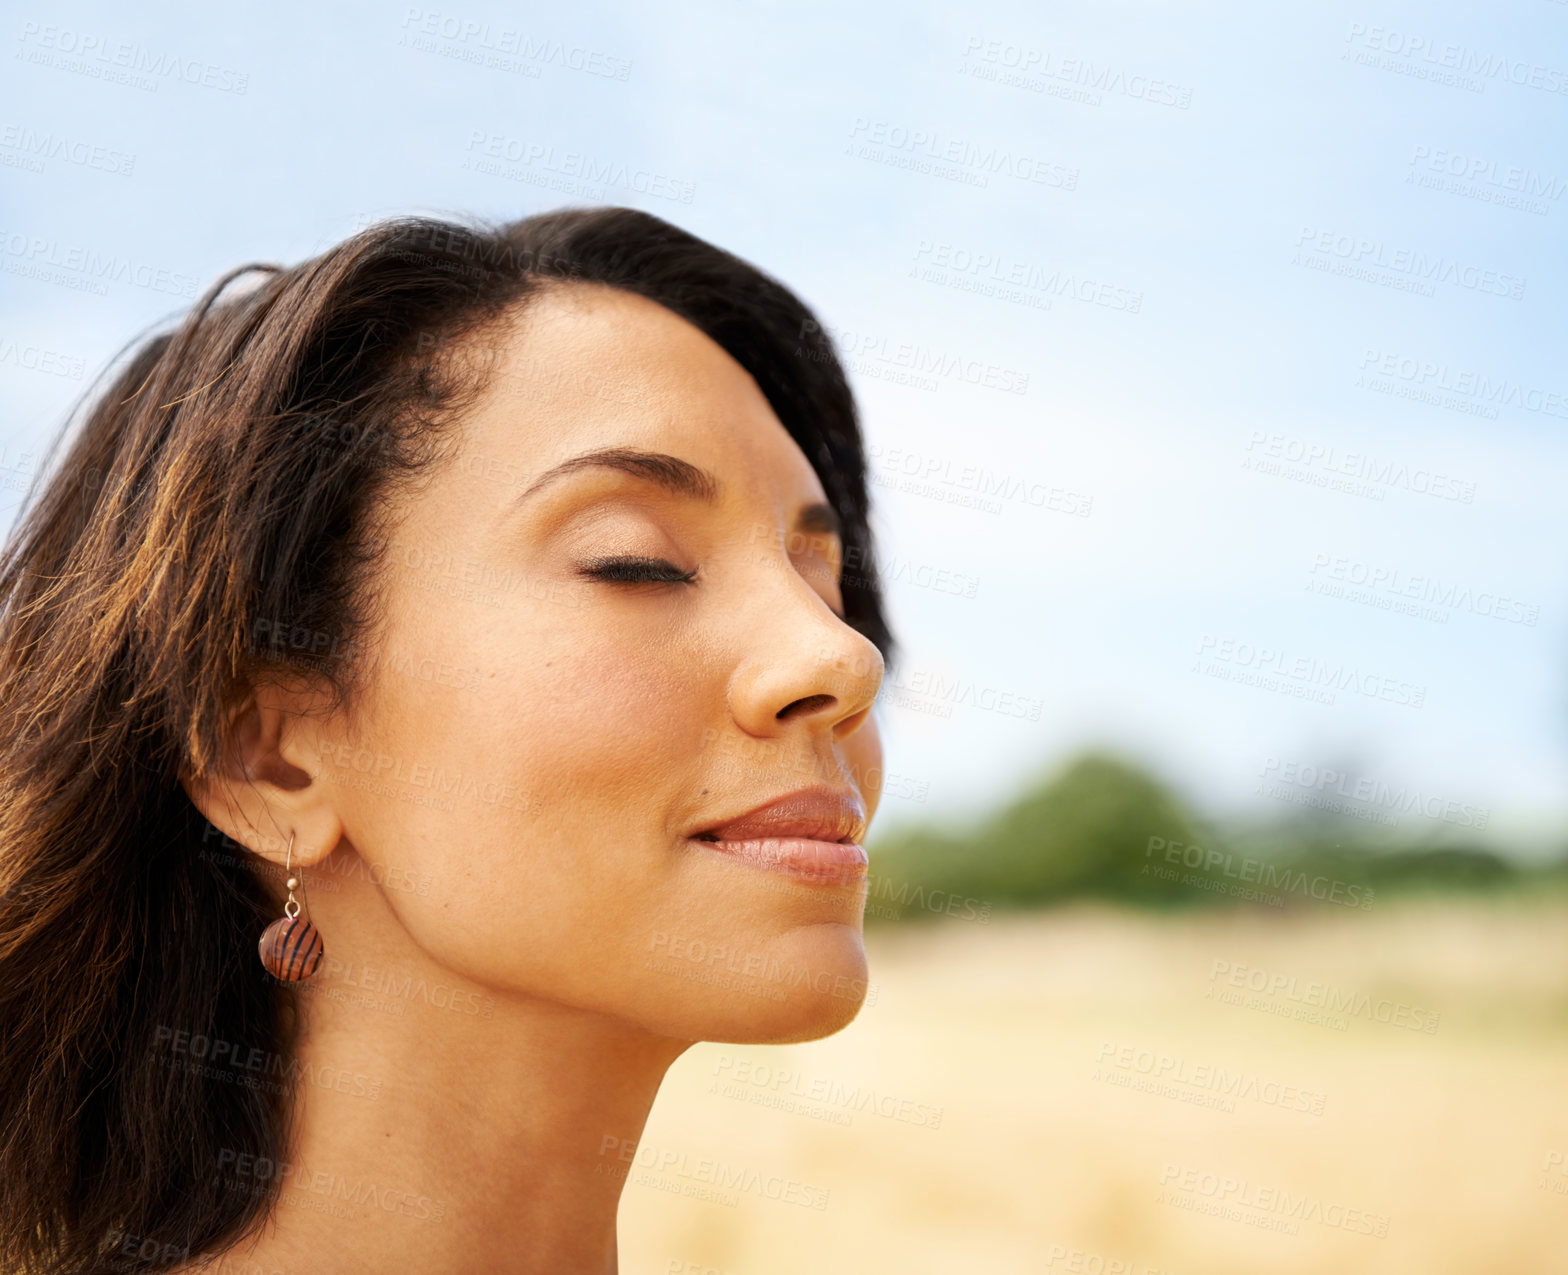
[{"xmin": 178, "ymin": 677, "xmax": 344, "ymax": 871}]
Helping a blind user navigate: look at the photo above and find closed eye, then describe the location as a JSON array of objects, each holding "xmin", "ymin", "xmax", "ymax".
[{"xmin": 577, "ymin": 555, "xmax": 698, "ymax": 585}]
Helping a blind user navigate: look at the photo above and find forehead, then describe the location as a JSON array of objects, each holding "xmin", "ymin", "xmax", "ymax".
[{"xmin": 450, "ymin": 281, "xmax": 822, "ymax": 498}]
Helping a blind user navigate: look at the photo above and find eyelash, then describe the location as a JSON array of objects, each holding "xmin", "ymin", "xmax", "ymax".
[
  {"xmin": 577, "ymin": 555, "xmax": 699, "ymax": 585},
  {"xmin": 576, "ymin": 554, "xmax": 848, "ymax": 619}
]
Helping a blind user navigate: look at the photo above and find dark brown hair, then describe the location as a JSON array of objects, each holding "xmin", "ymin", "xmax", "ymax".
[{"xmin": 0, "ymin": 206, "xmax": 894, "ymax": 1274}]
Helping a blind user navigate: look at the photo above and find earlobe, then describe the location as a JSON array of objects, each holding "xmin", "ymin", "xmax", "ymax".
[{"xmin": 177, "ymin": 679, "xmax": 344, "ymax": 870}]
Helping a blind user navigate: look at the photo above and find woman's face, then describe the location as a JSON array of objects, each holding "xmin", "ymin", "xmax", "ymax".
[{"xmin": 317, "ymin": 282, "xmax": 886, "ymax": 1044}]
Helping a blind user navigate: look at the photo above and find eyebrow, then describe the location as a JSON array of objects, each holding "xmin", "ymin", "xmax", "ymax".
[{"xmin": 510, "ymin": 446, "xmax": 842, "ymax": 539}]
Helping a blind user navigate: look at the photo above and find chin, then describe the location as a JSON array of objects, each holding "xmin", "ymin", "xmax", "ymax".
[
  {"xmin": 696, "ymin": 921, "xmax": 870, "ymax": 1045},
  {"xmin": 747, "ymin": 984, "xmax": 867, "ymax": 1045}
]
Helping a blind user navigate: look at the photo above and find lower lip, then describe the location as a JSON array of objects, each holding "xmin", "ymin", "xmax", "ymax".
[{"xmin": 692, "ymin": 836, "xmax": 869, "ymax": 885}]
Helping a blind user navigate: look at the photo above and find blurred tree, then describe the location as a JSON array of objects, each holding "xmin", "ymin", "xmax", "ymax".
[
  {"xmin": 867, "ymin": 750, "xmax": 1544, "ymax": 925},
  {"xmin": 872, "ymin": 750, "xmax": 1205, "ymax": 912}
]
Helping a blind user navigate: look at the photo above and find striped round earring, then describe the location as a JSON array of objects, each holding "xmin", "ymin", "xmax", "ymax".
[{"xmin": 258, "ymin": 832, "xmax": 324, "ymax": 982}]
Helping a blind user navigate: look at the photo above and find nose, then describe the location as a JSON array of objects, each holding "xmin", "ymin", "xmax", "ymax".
[{"xmin": 725, "ymin": 579, "xmax": 885, "ymax": 744}]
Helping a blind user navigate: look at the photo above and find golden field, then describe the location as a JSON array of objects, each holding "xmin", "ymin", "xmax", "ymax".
[{"xmin": 619, "ymin": 893, "xmax": 1568, "ymax": 1274}]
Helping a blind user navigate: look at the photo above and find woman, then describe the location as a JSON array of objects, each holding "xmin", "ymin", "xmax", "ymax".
[{"xmin": 0, "ymin": 207, "xmax": 896, "ymax": 1274}]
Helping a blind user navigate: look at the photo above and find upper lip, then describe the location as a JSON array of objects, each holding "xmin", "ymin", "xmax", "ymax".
[{"xmin": 692, "ymin": 786, "xmax": 867, "ymax": 845}]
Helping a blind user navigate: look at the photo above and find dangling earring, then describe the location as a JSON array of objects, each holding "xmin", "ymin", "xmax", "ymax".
[{"xmin": 258, "ymin": 832, "xmax": 324, "ymax": 981}]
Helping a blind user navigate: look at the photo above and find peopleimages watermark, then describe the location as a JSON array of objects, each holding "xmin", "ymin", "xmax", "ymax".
[
  {"xmin": 1540, "ymin": 1150, "xmax": 1568, "ymax": 1196},
  {"xmin": 695, "ymin": 725, "xmax": 929, "ymax": 807},
  {"xmin": 1290, "ymin": 225, "xmax": 1526, "ymax": 300},
  {"xmin": 1206, "ymin": 959, "xmax": 1441, "ymax": 1034},
  {"xmin": 1257, "ymin": 756, "xmax": 1490, "ymax": 831},
  {"xmin": 1094, "ymin": 1041, "xmax": 1328, "ymax": 1116},
  {"xmin": 845, "ymin": 117, "xmax": 1079, "ymax": 190},
  {"xmin": 211, "ymin": 1150, "xmax": 447, "ymax": 1222},
  {"xmin": 150, "ymin": 1024, "xmax": 383, "ymax": 1102},
  {"xmin": 910, "ymin": 239, "xmax": 1144, "ymax": 315},
  {"xmin": 98, "ymin": 1229, "xmax": 190, "ymax": 1271},
  {"xmin": 959, "ymin": 35, "xmax": 1192, "ymax": 109},
  {"xmin": 878, "ymin": 664, "xmax": 1046, "ymax": 722},
  {"xmin": 197, "ymin": 821, "xmax": 439, "ymax": 897},
  {"xmin": 1405, "ymin": 144, "xmax": 1565, "ymax": 217},
  {"xmin": 1306, "ymin": 553, "xmax": 1539, "ymax": 627},
  {"xmin": 866, "ymin": 441, "xmax": 1094, "ymax": 517},
  {"xmin": 461, "ymin": 131, "xmax": 695, "ymax": 204},
  {"xmin": 1242, "ymin": 430, "xmax": 1475, "ymax": 504},
  {"xmin": 16, "ymin": 22, "xmax": 249, "ymax": 94},
  {"xmin": 0, "ymin": 445, "xmax": 38, "ymax": 496},
  {"xmin": 437, "ymin": 346, "xmax": 648, "ymax": 411},
  {"xmin": 315, "ymin": 740, "xmax": 536, "ymax": 817},
  {"xmin": 396, "ymin": 8, "xmax": 631, "ymax": 79},
  {"xmin": 862, "ymin": 871, "xmax": 990, "ymax": 923},
  {"xmin": 1143, "ymin": 835, "xmax": 1374, "ymax": 910},
  {"xmin": 645, "ymin": 931, "xmax": 878, "ymax": 1008},
  {"xmin": 1156, "ymin": 1162, "xmax": 1390, "ymax": 1238},
  {"xmin": 1355, "ymin": 347, "xmax": 1568, "ymax": 422},
  {"xmin": 1193, "ymin": 633, "xmax": 1427, "ymax": 710},
  {"xmin": 388, "ymin": 539, "xmax": 586, "ymax": 611},
  {"xmin": 295, "ymin": 952, "xmax": 497, "ymax": 1020},
  {"xmin": 597, "ymin": 1134, "xmax": 830, "ymax": 1210},
  {"xmin": 0, "ymin": 227, "xmax": 199, "ymax": 298},
  {"xmin": 0, "ymin": 123, "xmax": 135, "ymax": 177},
  {"xmin": 1342, "ymin": 21, "xmax": 1568, "ymax": 98},
  {"xmin": 709, "ymin": 1054, "xmax": 943, "ymax": 1129},
  {"xmin": 840, "ymin": 543, "xmax": 981, "ymax": 600},
  {"xmin": 1041, "ymin": 1244, "xmax": 1177, "ymax": 1274},
  {"xmin": 800, "ymin": 317, "xmax": 1029, "ymax": 396},
  {"xmin": 253, "ymin": 615, "xmax": 500, "ymax": 696},
  {"xmin": 0, "ymin": 337, "xmax": 85, "ymax": 379},
  {"xmin": 347, "ymin": 221, "xmax": 594, "ymax": 282}
]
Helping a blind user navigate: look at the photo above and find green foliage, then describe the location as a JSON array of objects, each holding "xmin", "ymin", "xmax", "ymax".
[
  {"xmin": 872, "ymin": 750, "xmax": 1207, "ymax": 911},
  {"xmin": 867, "ymin": 748, "xmax": 1554, "ymax": 925}
]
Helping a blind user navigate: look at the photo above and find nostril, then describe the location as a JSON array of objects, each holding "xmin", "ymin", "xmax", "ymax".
[{"xmin": 776, "ymin": 693, "xmax": 835, "ymax": 720}]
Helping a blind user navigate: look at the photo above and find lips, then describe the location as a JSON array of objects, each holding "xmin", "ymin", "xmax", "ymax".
[
  {"xmin": 694, "ymin": 787, "xmax": 867, "ymax": 845},
  {"xmin": 690, "ymin": 786, "xmax": 869, "ymax": 884}
]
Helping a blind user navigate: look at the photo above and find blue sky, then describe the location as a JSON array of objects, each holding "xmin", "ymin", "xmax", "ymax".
[{"xmin": 3, "ymin": 0, "xmax": 1566, "ymax": 852}]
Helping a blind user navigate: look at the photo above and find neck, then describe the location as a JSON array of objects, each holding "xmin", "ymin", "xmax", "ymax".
[{"xmin": 187, "ymin": 891, "xmax": 691, "ymax": 1275}]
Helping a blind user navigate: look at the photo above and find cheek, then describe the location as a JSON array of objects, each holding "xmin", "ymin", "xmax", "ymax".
[
  {"xmin": 387, "ymin": 597, "xmax": 709, "ymax": 808},
  {"xmin": 511, "ymin": 616, "xmax": 716, "ymax": 786},
  {"xmin": 329, "ymin": 607, "xmax": 721, "ymax": 983}
]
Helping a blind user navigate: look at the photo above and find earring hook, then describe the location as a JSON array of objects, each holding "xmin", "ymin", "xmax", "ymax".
[{"xmin": 284, "ymin": 831, "xmax": 301, "ymax": 920}]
